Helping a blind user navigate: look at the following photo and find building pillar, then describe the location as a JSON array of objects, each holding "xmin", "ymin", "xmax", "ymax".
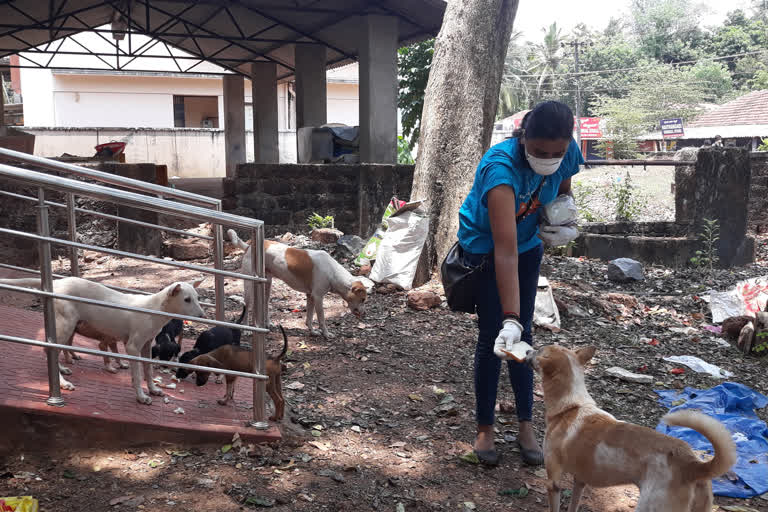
[
  {"xmin": 223, "ymin": 75, "xmax": 246, "ymax": 178},
  {"xmin": 295, "ymin": 44, "xmax": 327, "ymax": 128},
  {"xmin": 251, "ymin": 62, "xmax": 279, "ymax": 163},
  {"xmin": 359, "ymin": 15, "xmax": 398, "ymax": 163}
]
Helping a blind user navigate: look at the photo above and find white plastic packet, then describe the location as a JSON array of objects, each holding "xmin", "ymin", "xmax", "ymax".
[
  {"xmin": 369, "ymin": 202, "xmax": 429, "ymax": 290},
  {"xmin": 662, "ymin": 355, "xmax": 733, "ymax": 378},
  {"xmin": 542, "ymin": 194, "xmax": 578, "ymax": 227}
]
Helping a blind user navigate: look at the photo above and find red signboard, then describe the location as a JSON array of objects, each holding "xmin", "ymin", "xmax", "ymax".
[{"xmin": 579, "ymin": 117, "xmax": 603, "ymax": 139}]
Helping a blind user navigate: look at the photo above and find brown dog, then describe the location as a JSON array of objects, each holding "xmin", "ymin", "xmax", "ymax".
[
  {"xmin": 526, "ymin": 345, "xmax": 737, "ymax": 512},
  {"xmin": 189, "ymin": 326, "xmax": 288, "ymax": 421},
  {"xmin": 67, "ymin": 320, "xmax": 129, "ymax": 373}
]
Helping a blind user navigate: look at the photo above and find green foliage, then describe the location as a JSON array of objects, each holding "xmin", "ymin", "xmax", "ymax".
[
  {"xmin": 398, "ymin": 39, "xmax": 434, "ymax": 147},
  {"xmin": 307, "ymin": 213, "xmax": 334, "ymax": 230},
  {"xmin": 690, "ymin": 218, "xmax": 720, "ymax": 274},
  {"xmin": 629, "ymin": 0, "xmax": 709, "ymax": 62},
  {"xmin": 605, "ymin": 172, "xmax": 646, "ymax": 221},
  {"xmin": 573, "ymin": 180, "xmax": 603, "ymax": 222},
  {"xmin": 758, "ymin": 138, "xmax": 768, "ymax": 151},
  {"xmin": 754, "ymin": 331, "xmax": 768, "ymax": 353},
  {"xmin": 397, "ymin": 136, "xmax": 415, "ymax": 164}
]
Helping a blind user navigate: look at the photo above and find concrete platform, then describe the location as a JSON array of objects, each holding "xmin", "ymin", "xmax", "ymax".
[{"xmin": 0, "ymin": 303, "xmax": 280, "ymax": 451}]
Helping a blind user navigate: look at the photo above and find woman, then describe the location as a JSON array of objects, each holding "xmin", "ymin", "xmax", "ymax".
[{"xmin": 457, "ymin": 101, "xmax": 583, "ymax": 466}]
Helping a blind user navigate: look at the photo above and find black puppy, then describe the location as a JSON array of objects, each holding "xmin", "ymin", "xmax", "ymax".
[
  {"xmin": 176, "ymin": 305, "xmax": 246, "ymax": 380},
  {"xmin": 152, "ymin": 318, "xmax": 183, "ymax": 362}
]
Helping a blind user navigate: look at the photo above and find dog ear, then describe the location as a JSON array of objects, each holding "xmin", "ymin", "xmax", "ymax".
[
  {"xmin": 575, "ymin": 346, "xmax": 596, "ymax": 366},
  {"xmin": 170, "ymin": 283, "xmax": 182, "ymax": 297},
  {"xmin": 192, "ymin": 278, "xmax": 205, "ymax": 289},
  {"xmin": 351, "ymin": 282, "xmax": 367, "ymax": 297}
]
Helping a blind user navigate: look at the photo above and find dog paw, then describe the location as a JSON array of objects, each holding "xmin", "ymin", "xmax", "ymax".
[
  {"xmin": 322, "ymin": 331, "xmax": 335, "ymax": 339},
  {"xmin": 71, "ymin": 352, "xmax": 82, "ymax": 361},
  {"xmin": 309, "ymin": 329, "xmax": 322, "ymax": 337},
  {"xmin": 149, "ymin": 386, "xmax": 164, "ymax": 396},
  {"xmin": 105, "ymin": 366, "xmax": 119, "ymax": 374},
  {"xmin": 136, "ymin": 394, "xmax": 152, "ymax": 405},
  {"xmin": 59, "ymin": 366, "xmax": 72, "ymax": 375},
  {"xmin": 118, "ymin": 361, "xmax": 130, "ymax": 369},
  {"xmin": 60, "ymin": 381, "xmax": 75, "ymax": 391},
  {"xmin": 268, "ymin": 414, "xmax": 282, "ymax": 422},
  {"xmin": 217, "ymin": 398, "xmax": 230, "ymax": 406},
  {"xmin": 215, "ymin": 375, "xmax": 224, "ymax": 384}
]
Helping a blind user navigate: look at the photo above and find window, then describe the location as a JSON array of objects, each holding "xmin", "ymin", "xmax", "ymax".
[{"xmin": 172, "ymin": 95, "xmax": 219, "ymax": 128}]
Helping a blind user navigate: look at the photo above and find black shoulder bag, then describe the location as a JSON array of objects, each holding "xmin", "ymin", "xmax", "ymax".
[{"xmin": 441, "ymin": 177, "xmax": 545, "ymax": 314}]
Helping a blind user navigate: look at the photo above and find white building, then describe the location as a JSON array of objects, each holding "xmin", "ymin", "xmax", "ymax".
[{"xmin": 18, "ymin": 31, "xmax": 360, "ymax": 177}]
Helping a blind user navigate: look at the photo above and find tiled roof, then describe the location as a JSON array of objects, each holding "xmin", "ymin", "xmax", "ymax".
[{"xmin": 690, "ymin": 90, "xmax": 768, "ymax": 127}]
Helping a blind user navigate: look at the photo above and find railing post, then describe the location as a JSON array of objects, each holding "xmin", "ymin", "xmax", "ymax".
[
  {"xmin": 249, "ymin": 225, "xmax": 268, "ymax": 429},
  {"xmin": 213, "ymin": 222, "xmax": 225, "ymax": 322},
  {"xmin": 66, "ymin": 192, "xmax": 80, "ymax": 277},
  {"xmin": 37, "ymin": 188, "xmax": 64, "ymax": 407}
]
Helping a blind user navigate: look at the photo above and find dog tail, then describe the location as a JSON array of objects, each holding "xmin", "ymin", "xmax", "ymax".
[
  {"xmin": 235, "ymin": 304, "xmax": 248, "ymax": 325},
  {"xmin": 275, "ymin": 325, "xmax": 288, "ymax": 361},
  {"xmin": 0, "ymin": 278, "xmax": 43, "ymax": 289},
  {"xmin": 662, "ymin": 410, "xmax": 737, "ymax": 482},
  {"xmin": 227, "ymin": 228, "xmax": 249, "ymax": 251}
]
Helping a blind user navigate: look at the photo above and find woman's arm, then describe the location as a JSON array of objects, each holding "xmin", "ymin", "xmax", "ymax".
[
  {"xmin": 558, "ymin": 177, "xmax": 572, "ymax": 196},
  {"xmin": 487, "ymin": 185, "xmax": 520, "ymax": 317}
]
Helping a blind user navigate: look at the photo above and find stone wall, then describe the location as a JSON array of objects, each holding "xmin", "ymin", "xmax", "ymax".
[
  {"xmin": 749, "ymin": 152, "xmax": 768, "ymax": 232},
  {"xmin": 226, "ymin": 163, "xmax": 414, "ymax": 237},
  {"xmin": 0, "ymin": 162, "xmax": 164, "ymax": 266}
]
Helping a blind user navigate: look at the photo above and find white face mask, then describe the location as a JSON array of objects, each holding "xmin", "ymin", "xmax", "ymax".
[{"xmin": 525, "ymin": 150, "xmax": 563, "ymax": 176}]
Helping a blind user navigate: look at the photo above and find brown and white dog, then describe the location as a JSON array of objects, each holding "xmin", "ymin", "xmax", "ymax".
[
  {"xmin": 227, "ymin": 229, "xmax": 367, "ymax": 338},
  {"xmin": 526, "ymin": 345, "xmax": 737, "ymax": 512},
  {"xmin": 0, "ymin": 276, "xmax": 205, "ymax": 404},
  {"xmin": 188, "ymin": 325, "xmax": 288, "ymax": 421}
]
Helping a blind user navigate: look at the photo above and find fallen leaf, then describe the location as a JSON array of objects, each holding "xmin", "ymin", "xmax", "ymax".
[
  {"xmin": 109, "ymin": 495, "xmax": 134, "ymax": 506},
  {"xmin": 647, "ymin": 339, "xmax": 660, "ymax": 347},
  {"xmin": 408, "ymin": 393, "xmax": 423, "ymax": 402},
  {"xmin": 389, "ymin": 441, "xmax": 406, "ymax": 448},
  {"xmin": 721, "ymin": 507, "xmax": 760, "ymax": 512},
  {"xmin": 170, "ymin": 451, "xmax": 192, "ymax": 458},
  {"xmin": 534, "ymin": 468, "xmax": 547, "ymax": 478},
  {"xmin": 148, "ymin": 459, "xmax": 163, "ymax": 468},
  {"xmin": 671, "ymin": 398, "xmax": 687, "ymax": 406},
  {"xmin": 459, "ymin": 451, "xmax": 480, "ymax": 465},
  {"xmin": 221, "ymin": 444, "xmax": 233, "ymax": 454},
  {"xmin": 286, "ymin": 381, "xmax": 305, "ymax": 391},
  {"xmin": 670, "ymin": 368, "xmax": 685, "ymax": 375},
  {"xmin": 245, "ymin": 496, "xmax": 275, "ymax": 507},
  {"xmin": 498, "ymin": 487, "xmax": 529, "ymax": 498},
  {"xmin": 396, "ymin": 503, "xmax": 405, "ymax": 512},
  {"xmin": 63, "ymin": 469, "xmax": 76, "ymax": 479}
]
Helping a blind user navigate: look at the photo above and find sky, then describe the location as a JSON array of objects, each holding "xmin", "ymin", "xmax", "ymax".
[{"xmin": 513, "ymin": 0, "xmax": 754, "ymax": 42}]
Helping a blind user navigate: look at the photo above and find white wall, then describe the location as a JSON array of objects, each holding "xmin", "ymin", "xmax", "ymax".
[
  {"xmin": 18, "ymin": 68, "xmax": 56, "ymax": 126},
  {"xmin": 327, "ymin": 83, "xmax": 359, "ymax": 126},
  {"xmin": 24, "ymin": 127, "xmax": 297, "ymax": 177}
]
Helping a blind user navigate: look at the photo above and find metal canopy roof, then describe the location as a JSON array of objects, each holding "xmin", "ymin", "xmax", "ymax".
[{"xmin": 0, "ymin": 0, "xmax": 445, "ymax": 80}]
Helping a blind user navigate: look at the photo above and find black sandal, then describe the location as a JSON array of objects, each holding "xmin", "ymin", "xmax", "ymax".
[
  {"xmin": 516, "ymin": 441, "xmax": 544, "ymax": 466},
  {"xmin": 473, "ymin": 449, "xmax": 501, "ymax": 466}
]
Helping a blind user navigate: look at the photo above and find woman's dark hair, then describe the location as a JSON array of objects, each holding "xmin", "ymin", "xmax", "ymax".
[{"xmin": 514, "ymin": 101, "xmax": 574, "ymax": 140}]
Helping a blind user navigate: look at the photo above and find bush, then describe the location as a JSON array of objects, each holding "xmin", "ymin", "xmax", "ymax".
[
  {"xmin": 605, "ymin": 172, "xmax": 645, "ymax": 221},
  {"xmin": 307, "ymin": 212, "xmax": 334, "ymax": 230}
]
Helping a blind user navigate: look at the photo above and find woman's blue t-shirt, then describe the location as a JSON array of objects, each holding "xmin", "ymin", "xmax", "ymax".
[{"xmin": 458, "ymin": 138, "xmax": 583, "ymax": 255}]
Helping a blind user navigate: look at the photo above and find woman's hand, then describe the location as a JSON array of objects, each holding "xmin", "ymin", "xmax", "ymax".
[{"xmin": 494, "ymin": 318, "xmax": 523, "ymax": 359}]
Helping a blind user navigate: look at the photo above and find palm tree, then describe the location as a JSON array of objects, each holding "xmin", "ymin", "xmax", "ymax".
[{"xmin": 531, "ymin": 22, "xmax": 564, "ymax": 99}]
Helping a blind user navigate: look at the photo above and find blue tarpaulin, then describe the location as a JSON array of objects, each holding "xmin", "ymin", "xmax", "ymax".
[{"xmin": 655, "ymin": 382, "xmax": 768, "ymax": 498}]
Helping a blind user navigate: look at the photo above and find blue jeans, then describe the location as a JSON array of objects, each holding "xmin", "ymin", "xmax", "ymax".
[{"xmin": 466, "ymin": 243, "xmax": 543, "ymax": 424}]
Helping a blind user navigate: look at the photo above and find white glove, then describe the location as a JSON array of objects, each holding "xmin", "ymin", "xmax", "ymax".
[
  {"xmin": 539, "ymin": 225, "xmax": 579, "ymax": 247},
  {"xmin": 494, "ymin": 318, "xmax": 523, "ymax": 360}
]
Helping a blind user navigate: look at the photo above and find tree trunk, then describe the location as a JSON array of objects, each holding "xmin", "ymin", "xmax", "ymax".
[{"xmin": 410, "ymin": 0, "xmax": 519, "ymax": 286}]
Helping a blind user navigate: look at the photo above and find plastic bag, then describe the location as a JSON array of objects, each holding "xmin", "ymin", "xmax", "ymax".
[
  {"xmin": 369, "ymin": 202, "xmax": 429, "ymax": 290},
  {"xmin": 354, "ymin": 197, "xmax": 406, "ymax": 266},
  {"xmin": 542, "ymin": 194, "xmax": 578, "ymax": 227},
  {"xmin": 0, "ymin": 497, "xmax": 39, "ymax": 512}
]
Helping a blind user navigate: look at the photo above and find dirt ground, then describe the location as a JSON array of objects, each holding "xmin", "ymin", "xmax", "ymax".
[{"xmin": 2, "ymin": 230, "xmax": 768, "ymax": 511}]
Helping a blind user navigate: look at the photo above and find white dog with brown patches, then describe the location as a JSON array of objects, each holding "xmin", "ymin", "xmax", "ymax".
[
  {"xmin": 227, "ymin": 229, "xmax": 367, "ymax": 338},
  {"xmin": 0, "ymin": 276, "xmax": 205, "ymax": 404},
  {"xmin": 526, "ymin": 344, "xmax": 737, "ymax": 512}
]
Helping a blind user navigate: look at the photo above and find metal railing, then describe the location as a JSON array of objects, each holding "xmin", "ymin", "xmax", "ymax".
[
  {"xmin": 0, "ymin": 157, "xmax": 271, "ymax": 428},
  {"xmin": 0, "ymin": 146, "xmax": 227, "ymax": 320}
]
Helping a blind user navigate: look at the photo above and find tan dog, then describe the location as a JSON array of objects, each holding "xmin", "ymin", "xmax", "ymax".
[
  {"xmin": 189, "ymin": 326, "xmax": 288, "ymax": 421},
  {"xmin": 526, "ymin": 345, "xmax": 737, "ymax": 512},
  {"xmin": 71, "ymin": 320, "xmax": 129, "ymax": 373},
  {"xmin": 227, "ymin": 229, "xmax": 367, "ymax": 338}
]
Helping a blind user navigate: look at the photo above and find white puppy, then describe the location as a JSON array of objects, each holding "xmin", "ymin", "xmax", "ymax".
[
  {"xmin": 227, "ymin": 229, "xmax": 367, "ymax": 338},
  {"xmin": 0, "ymin": 277, "xmax": 204, "ymax": 404}
]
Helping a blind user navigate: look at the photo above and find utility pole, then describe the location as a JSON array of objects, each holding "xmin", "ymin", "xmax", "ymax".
[{"xmin": 562, "ymin": 39, "xmax": 593, "ymax": 150}]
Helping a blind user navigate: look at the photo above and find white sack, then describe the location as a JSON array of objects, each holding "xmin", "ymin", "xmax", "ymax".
[{"xmin": 369, "ymin": 204, "xmax": 429, "ymax": 290}]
